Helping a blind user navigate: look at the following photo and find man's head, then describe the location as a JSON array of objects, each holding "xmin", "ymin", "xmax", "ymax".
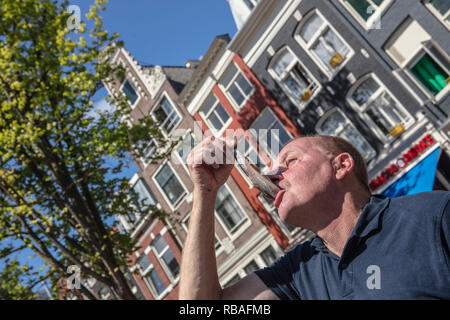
[{"xmin": 269, "ymin": 135, "xmax": 370, "ymax": 228}]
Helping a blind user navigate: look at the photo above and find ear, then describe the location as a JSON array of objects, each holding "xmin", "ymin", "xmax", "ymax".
[{"xmin": 331, "ymin": 153, "xmax": 354, "ymax": 181}]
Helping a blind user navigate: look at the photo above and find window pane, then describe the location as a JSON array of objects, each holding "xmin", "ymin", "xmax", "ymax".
[
  {"xmin": 215, "ymin": 186, "xmax": 245, "ymax": 232},
  {"xmin": 137, "ymin": 254, "xmax": 151, "ymax": 271},
  {"xmin": 122, "ymin": 80, "xmax": 138, "ymax": 105},
  {"xmin": 147, "ymin": 269, "xmax": 166, "ymax": 295},
  {"xmin": 177, "ymin": 134, "xmax": 195, "ymax": 164},
  {"xmin": 207, "ymin": 111, "xmax": 223, "ymax": 131},
  {"xmin": 429, "ymin": 0, "xmax": 450, "ymax": 15},
  {"xmin": 273, "ymin": 49, "xmax": 294, "ymax": 78},
  {"xmin": 152, "ymin": 235, "xmax": 167, "ymax": 254},
  {"xmin": 351, "ymin": 77, "xmax": 379, "ymax": 106},
  {"xmin": 202, "ymin": 95, "xmax": 217, "ymax": 116},
  {"xmin": 131, "ymin": 179, "xmax": 155, "ymax": 211},
  {"xmin": 366, "ymin": 104, "xmax": 391, "ymax": 135},
  {"xmin": 229, "ymin": 83, "xmax": 245, "ymax": 106},
  {"xmin": 244, "ymin": 260, "xmax": 259, "ymax": 275},
  {"xmin": 410, "ymin": 53, "xmax": 449, "ymax": 95},
  {"xmin": 320, "ymin": 110, "xmax": 346, "ymax": 135},
  {"xmin": 236, "ymin": 74, "xmax": 253, "ymax": 96},
  {"xmin": 261, "ymin": 246, "xmax": 278, "ymax": 266},
  {"xmin": 216, "ymin": 103, "xmax": 230, "ymax": 125},
  {"xmin": 154, "ymin": 98, "xmax": 180, "ymax": 133},
  {"xmin": 155, "ymin": 165, "xmax": 185, "ymax": 204},
  {"xmin": 345, "ymin": 0, "xmax": 373, "ymax": 21},
  {"xmin": 313, "ymin": 28, "xmax": 349, "ymax": 70},
  {"xmin": 162, "ymin": 250, "xmax": 180, "ymax": 277},
  {"xmin": 341, "ymin": 125, "xmax": 374, "ymax": 159},
  {"xmin": 300, "ymin": 13, "xmax": 324, "ymax": 43},
  {"xmin": 222, "ymin": 64, "xmax": 238, "ymax": 88}
]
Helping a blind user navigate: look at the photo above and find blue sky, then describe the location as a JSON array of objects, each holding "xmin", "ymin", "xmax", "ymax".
[{"xmin": 9, "ymin": 0, "xmax": 238, "ymax": 295}]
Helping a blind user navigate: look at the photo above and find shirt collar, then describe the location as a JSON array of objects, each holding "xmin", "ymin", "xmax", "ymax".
[{"xmin": 310, "ymin": 194, "xmax": 390, "ymax": 251}]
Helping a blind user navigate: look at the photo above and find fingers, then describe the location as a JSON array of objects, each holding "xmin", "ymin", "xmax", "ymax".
[{"xmin": 187, "ymin": 136, "xmax": 235, "ymax": 169}]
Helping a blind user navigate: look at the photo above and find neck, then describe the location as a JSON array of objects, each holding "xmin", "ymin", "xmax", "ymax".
[{"xmin": 315, "ymin": 191, "xmax": 370, "ymax": 257}]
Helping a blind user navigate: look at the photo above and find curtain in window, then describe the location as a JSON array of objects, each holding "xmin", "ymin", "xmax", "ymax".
[
  {"xmin": 300, "ymin": 14, "xmax": 324, "ymax": 43},
  {"xmin": 351, "ymin": 77, "xmax": 379, "ymax": 106},
  {"xmin": 411, "ymin": 54, "xmax": 448, "ymax": 95},
  {"xmin": 273, "ymin": 49, "xmax": 294, "ymax": 78},
  {"xmin": 313, "ymin": 29, "xmax": 349, "ymax": 69}
]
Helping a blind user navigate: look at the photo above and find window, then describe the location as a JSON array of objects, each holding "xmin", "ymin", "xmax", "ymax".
[
  {"xmin": 176, "ymin": 133, "xmax": 196, "ymax": 165},
  {"xmin": 215, "ymin": 186, "xmax": 246, "ymax": 233},
  {"xmin": 236, "ymin": 136, "xmax": 266, "ymax": 170},
  {"xmin": 260, "ymin": 246, "xmax": 278, "ymax": 266},
  {"xmin": 243, "ymin": 0, "xmax": 260, "ymax": 10},
  {"xmin": 250, "ymin": 108, "xmax": 292, "ymax": 158},
  {"xmin": 409, "ymin": 47, "xmax": 450, "ymax": 96},
  {"xmin": 144, "ymin": 268, "xmax": 166, "ymax": 297},
  {"xmin": 316, "ymin": 109, "xmax": 375, "ymax": 160},
  {"xmin": 348, "ymin": 75, "xmax": 411, "ymax": 140},
  {"xmin": 424, "ymin": 0, "xmax": 450, "ymax": 28},
  {"xmin": 341, "ymin": 0, "xmax": 391, "ymax": 28},
  {"xmin": 136, "ymin": 254, "xmax": 151, "ymax": 273},
  {"xmin": 269, "ymin": 47, "xmax": 319, "ymax": 106},
  {"xmin": 221, "ymin": 63, "xmax": 254, "ymax": 110},
  {"xmin": 296, "ymin": 11, "xmax": 351, "ymax": 75},
  {"xmin": 130, "ymin": 178, "xmax": 155, "ymax": 212},
  {"xmin": 139, "ymin": 139, "xmax": 157, "ymax": 166},
  {"xmin": 152, "ymin": 234, "xmax": 180, "ymax": 279},
  {"xmin": 122, "ymin": 79, "xmax": 138, "ymax": 106},
  {"xmin": 152, "ymin": 96, "xmax": 181, "ymax": 134},
  {"xmin": 384, "ymin": 18, "xmax": 450, "ymax": 99},
  {"xmin": 243, "ymin": 260, "xmax": 260, "ymax": 275},
  {"xmin": 200, "ymin": 94, "xmax": 231, "ymax": 133},
  {"xmin": 154, "ymin": 164, "xmax": 186, "ymax": 206}
]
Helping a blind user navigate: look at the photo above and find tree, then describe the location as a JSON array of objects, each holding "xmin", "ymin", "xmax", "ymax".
[{"xmin": 0, "ymin": 0, "xmax": 173, "ymax": 299}]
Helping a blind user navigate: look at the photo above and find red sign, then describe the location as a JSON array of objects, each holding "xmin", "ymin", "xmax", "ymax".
[{"xmin": 369, "ymin": 134, "xmax": 436, "ymax": 191}]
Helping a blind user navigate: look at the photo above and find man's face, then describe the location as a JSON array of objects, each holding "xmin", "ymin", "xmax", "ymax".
[{"xmin": 270, "ymin": 137, "xmax": 336, "ymax": 226}]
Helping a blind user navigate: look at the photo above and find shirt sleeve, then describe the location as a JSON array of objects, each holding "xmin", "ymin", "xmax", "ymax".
[
  {"xmin": 254, "ymin": 246, "xmax": 302, "ymax": 300},
  {"xmin": 440, "ymin": 196, "xmax": 450, "ymax": 270}
]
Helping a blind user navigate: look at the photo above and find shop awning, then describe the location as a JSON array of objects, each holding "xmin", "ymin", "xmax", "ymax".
[{"xmin": 382, "ymin": 147, "xmax": 440, "ymax": 198}]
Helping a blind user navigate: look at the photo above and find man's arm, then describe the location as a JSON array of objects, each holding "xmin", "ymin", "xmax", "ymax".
[{"xmin": 179, "ymin": 137, "xmax": 277, "ymax": 300}]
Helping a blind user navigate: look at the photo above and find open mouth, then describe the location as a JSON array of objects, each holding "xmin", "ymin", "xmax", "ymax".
[{"xmin": 273, "ymin": 189, "xmax": 286, "ymax": 208}]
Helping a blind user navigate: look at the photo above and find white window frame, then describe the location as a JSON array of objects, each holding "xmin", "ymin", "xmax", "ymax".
[
  {"xmin": 219, "ymin": 63, "xmax": 255, "ymax": 111},
  {"xmin": 294, "ymin": 9, "xmax": 354, "ymax": 79},
  {"xmin": 249, "ymin": 107, "xmax": 294, "ymax": 160},
  {"xmin": 214, "ymin": 184, "xmax": 250, "ymax": 240},
  {"xmin": 141, "ymin": 263, "xmax": 169, "ymax": 300},
  {"xmin": 173, "ymin": 130, "xmax": 197, "ymax": 174},
  {"xmin": 199, "ymin": 93, "xmax": 233, "ymax": 136},
  {"xmin": 119, "ymin": 78, "xmax": 140, "ymax": 109},
  {"xmin": 152, "ymin": 161, "xmax": 187, "ymax": 210},
  {"xmin": 151, "ymin": 92, "xmax": 182, "ymax": 136},
  {"xmin": 339, "ymin": 0, "xmax": 393, "ymax": 30},
  {"xmin": 243, "ymin": 0, "xmax": 260, "ymax": 11},
  {"xmin": 150, "ymin": 234, "xmax": 180, "ymax": 283},
  {"xmin": 138, "ymin": 138, "xmax": 158, "ymax": 169},
  {"xmin": 346, "ymin": 73, "xmax": 414, "ymax": 144},
  {"xmin": 268, "ymin": 46, "xmax": 320, "ymax": 109},
  {"xmin": 315, "ymin": 107, "xmax": 376, "ymax": 161},
  {"xmin": 401, "ymin": 41, "xmax": 450, "ymax": 102},
  {"xmin": 423, "ymin": 0, "xmax": 450, "ymax": 30}
]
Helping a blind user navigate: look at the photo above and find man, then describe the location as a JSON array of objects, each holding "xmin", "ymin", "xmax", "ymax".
[{"xmin": 179, "ymin": 135, "xmax": 450, "ymax": 299}]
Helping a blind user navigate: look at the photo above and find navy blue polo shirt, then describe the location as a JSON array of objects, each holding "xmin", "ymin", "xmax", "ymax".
[{"xmin": 255, "ymin": 191, "xmax": 450, "ymax": 299}]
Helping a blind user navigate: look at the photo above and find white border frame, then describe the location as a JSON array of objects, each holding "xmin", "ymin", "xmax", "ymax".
[
  {"xmin": 119, "ymin": 77, "xmax": 141, "ymax": 110},
  {"xmin": 219, "ymin": 62, "xmax": 255, "ymax": 112},
  {"xmin": 150, "ymin": 91, "xmax": 183, "ymax": 137},
  {"xmin": 267, "ymin": 46, "xmax": 321, "ymax": 111},
  {"xmin": 346, "ymin": 73, "xmax": 414, "ymax": 144},
  {"xmin": 423, "ymin": 0, "xmax": 450, "ymax": 31},
  {"xmin": 294, "ymin": 9, "xmax": 355, "ymax": 80},
  {"xmin": 152, "ymin": 160, "xmax": 188, "ymax": 211},
  {"xmin": 199, "ymin": 93, "xmax": 233, "ymax": 137},
  {"xmin": 339, "ymin": 0, "xmax": 393, "ymax": 31}
]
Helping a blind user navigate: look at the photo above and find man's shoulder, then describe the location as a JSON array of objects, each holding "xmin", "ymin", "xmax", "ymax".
[{"xmin": 385, "ymin": 191, "xmax": 450, "ymax": 221}]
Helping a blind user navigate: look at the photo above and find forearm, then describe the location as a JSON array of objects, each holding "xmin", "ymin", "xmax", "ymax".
[{"xmin": 179, "ymin": 189, "xmax": 222, "ymax": 299}]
